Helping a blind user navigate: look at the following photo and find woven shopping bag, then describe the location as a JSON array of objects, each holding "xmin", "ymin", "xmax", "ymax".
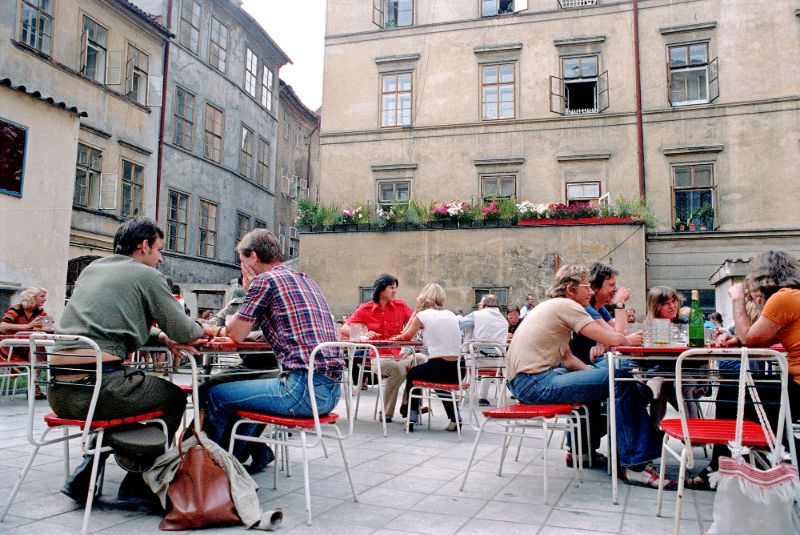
[{"xmin": 706, "ymin": 350, "xmax": 800, "ymax": 535}]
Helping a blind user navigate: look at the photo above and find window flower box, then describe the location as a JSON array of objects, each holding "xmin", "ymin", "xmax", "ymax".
[{"xmin": 517, "ymin": 216, "xmax": 636, "ymax": 226}]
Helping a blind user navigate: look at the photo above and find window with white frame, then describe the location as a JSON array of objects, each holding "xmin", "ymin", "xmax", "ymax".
[
  {"xmin": 239, "ymin": 125, "xmax": 254, "ymax": 178},
  {"xmin": 179, "ymin": 0, "xmax": 202, "ymax": 54},
  {"xmin": 668, "ymin": 42, "xmax": 718, "ymax": 106},
  {"xmin": 120, "ymin": 159, "xmax": 144, "ymax": 217},
  {"xmin": 74, "ymin": 144, "xmax": 102, "ymax": 207},
  {"xmin": 481, "ymin": 63, "xmax": 515, "ymax": 120},
  {"xmin": 198, "ymin": 199, "xmax": 218, "ymax": 258},
  {"xmin": 20, "ymin": 0, "xmax": 53, "ymax": 55},
  {"xmin": 173, "ymin": 86, "xmax": 195, "ymax": 150},
  {"xmin": 378, "ymin": 180, "xmax": 410, "ymax": 206},
  {"xmin": 81, "ymin": 16, "xmax": 108, "ymax": 83},
  {"xmin": 381, "ymin": 72, "xmax": 412, "ymax": 127},
  {"xmin": 481, "ymin": 174, "xmax": 516, "ymax": 200},
  {"xmin": 244, "ymin": 48, "xmax": 258, "ymax": 98},
  {"xmin": 673, "ymin": 163, "xmax": 714, "ymax": 228},
  {"xmin": 203, "ymin": 103, "xmax": 224, "ymax": 162},
  {"xmin": 481, "ymin": 0, "xmax": 514, "ymax": 17},
  {"xmin": 261, "ymin": 66, "xmax": 273, "ymax": 110},
  {"xmin": 256, "ymin": 137, "xmax": 270, "ymax": 188},
  {"xmin": 125, "ymin": 45, "xmax": 149, "ymax": 105},
  {"xmin": 208, "ymin": 17, "xmax": 228, "ymax": 72},
  {"xmin": 563, "ymin": 56, "xmax": 597, "ymax": 114},
  {"xmin": 566, "ymin": 181, "xmax": 601, "ymax": 205},
  {"xmin": 166, "ymin": 190, "xmax": 189, "ymax": 253}
]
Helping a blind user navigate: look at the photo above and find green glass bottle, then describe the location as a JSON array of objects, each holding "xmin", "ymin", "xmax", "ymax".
[{"xmin": 688, "ymin": 290, "xmax": 705, "ymax": 347}]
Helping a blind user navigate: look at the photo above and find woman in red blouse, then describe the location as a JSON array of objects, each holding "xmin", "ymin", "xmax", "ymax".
[{"xmin": 1, "ymin": 286, "xmax": 49, "ymax": 399}]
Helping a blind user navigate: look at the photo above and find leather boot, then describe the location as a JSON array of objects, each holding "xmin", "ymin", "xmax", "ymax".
[
  {"xmin": 61, "ymin": 451, "xmax": 110, "ymax": 505},
  {"xmin": 114, "ymin": 472, "xmax": 163, "ymax": 512},
  {"xmin": 246, "ymin": 443, "xmax": 275, "ymax": 474}
]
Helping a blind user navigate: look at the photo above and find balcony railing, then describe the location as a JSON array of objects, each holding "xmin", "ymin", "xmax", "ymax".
[{"xmin": 558, "ymin": 0, "xmax": 598, "ymax": 8}]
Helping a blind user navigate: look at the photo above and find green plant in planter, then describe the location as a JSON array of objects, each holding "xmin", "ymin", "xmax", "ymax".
[
  {"xmin": 405, "ymin": 200, "xmax": 430, "ymax": 227},
  {"xmin": 318, "ymin": 202, "xmax": 342, "ymax": 227},
  {"xmin": 695, "ymin": 203, "xmax": 714, "ymax": 228},
  {"xmin": 495, "ymin": 197, "xmax": 517, "ymax": 222},
  {"xmin": 297, "ymin": 198, "xmax": 320, "ymax": 227},
  {"xmin": 612, "ymin": 195, "xmax": 657, "ymax": 229}
]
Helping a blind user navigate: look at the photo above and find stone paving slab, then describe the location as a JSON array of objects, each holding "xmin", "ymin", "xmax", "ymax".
[{"xmin": 0, "ymin": 390, "xmax": 712, "ymax": 534}]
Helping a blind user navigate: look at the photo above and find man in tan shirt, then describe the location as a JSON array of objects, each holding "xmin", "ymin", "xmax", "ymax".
[{"xmin": 506, "ymin": 265, "xmax": 672, "ymax": 488}]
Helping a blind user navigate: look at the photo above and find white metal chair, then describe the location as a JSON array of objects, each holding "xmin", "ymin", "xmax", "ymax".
[
  {"xmin": 350, "ymin": 344, "xmax": 390, "ymax": 436},
  {"xmin": 655, "ymin": 347, "xmax": 794, "ymax": 535},
  {"xmin": 460, "ymin": 402, "xmax": 585, "ymax": 504},
  {"xmin": 0, "ymin": 335, "xmax": 30, "ymax": 400},
  {"xmin": 461, "ymin": 340, "xmax": 507, "ymax": 426},
  {"xmin": 0, "ymin": 334, "xmax": 168, "ymax": 535},
  {"xmin": 226, "ymin": 342, "xmax": 358, "ymax": 525},
  {"xmin": 405, "ymin": 353, "xmax": 470, "ymax": 439}
]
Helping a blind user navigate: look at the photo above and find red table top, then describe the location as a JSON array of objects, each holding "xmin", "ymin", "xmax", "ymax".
[{"xmin": 195, "ymin": 339, "xmax": 272, "ymax": 352}]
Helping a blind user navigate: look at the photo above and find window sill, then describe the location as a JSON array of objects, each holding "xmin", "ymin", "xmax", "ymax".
[{"xmin": 72, "ymin": 205, "xmax": 127, "ymax": 222}]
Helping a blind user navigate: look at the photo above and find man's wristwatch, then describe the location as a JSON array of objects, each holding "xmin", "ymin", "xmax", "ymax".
[{"xmin": 608, "ymin": 302, "xmax": 626, "ymax": 310}]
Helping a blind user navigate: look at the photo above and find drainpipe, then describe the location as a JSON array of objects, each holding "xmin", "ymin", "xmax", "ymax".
[
  {"xmin": 305, "ymin": 119, "xmax": 320, "ymax": 201},
  {"xmin": 633, "ymin": 0, "xmax": 645, "ymax": 199},
  {"xmin": 155, "ymin": 0, "xmax": 173, "ymax": 220}
]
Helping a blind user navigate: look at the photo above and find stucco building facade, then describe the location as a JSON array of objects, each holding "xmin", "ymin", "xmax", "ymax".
[
  {"xmin": 307, "ymin": 0, "xmax": 800, "ymax": 313},
  {"xmin": 275, "ymin": 80, "xmax": 320, "ymax": 263},
  {"xmin": 0, "ymin": 0, "xmax": 170, "ymax": 312},
  {"xmin": 132, "ymin": 0, "xmax": 289, "ymax": 316}
]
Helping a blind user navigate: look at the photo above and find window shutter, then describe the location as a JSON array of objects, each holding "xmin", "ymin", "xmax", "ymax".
[
  {"xmin": 665, "ymin": 54, "xmax": 672, "ymax": 106},
  {"xmin": 290, "ymin": 226, "xmax": 298, "ymax": 239},
  {"xmin": 106, "ymin": 51, "xmax": 122, "ymax": 85},
  {"xmin": 281, "ymin": 175, "xmax": 290, "ymax": 196},
  {"xmin": 147, "ymin": 75, "xmax": 163, "ymax": 107},
  {"xmin": 372, "ymin": 0, "xmax": 385, "ymax": 29},
  {"xmin": 549, "ymin": 75, "xmax": 565, "ymax": 115},
  {"xmin": 598, "ymin": 70, "xmax": 609, "ymax": 112},
  {"xmin": 124, "ymin": 55, "xmax": 134, "ymax": 95},
  {"xmin": 98, "ymin": 173, "xmax": 118, "ymax": 210},
  {"xmin": 80, "ymin": 29, "xmax": 88, "ymax": 75},
  {"xmin": 708, "ymin": 57, "xmax": 719, "ymax": 103},
  {"xmin": 290, "ymin": 175, "xmax": 298, "ymax": 198},
  {"xmin": 514, "ymin": 0, "xmax": 528, "ymax": 11}
]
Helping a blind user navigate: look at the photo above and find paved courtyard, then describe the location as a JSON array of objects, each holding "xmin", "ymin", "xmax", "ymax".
[{"xmin": 0, "ymin": 389, "xmax": 713, "ymax": 534}]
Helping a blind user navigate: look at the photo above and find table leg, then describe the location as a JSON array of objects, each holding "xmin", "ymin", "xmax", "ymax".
[{"xmin": 608, "ymin": 351, "xmax": 619, "ymax": 504}]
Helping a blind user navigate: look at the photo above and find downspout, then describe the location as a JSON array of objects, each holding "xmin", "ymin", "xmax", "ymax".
[
  {"xmin": 305, "ymin": 120, "xmax": 320, "ymax": 201},
  {"xmin": 632, "ymin": 0, "xmax": 649, "ymax": 290},
  {"xmin": 633, "ymin": 0, "xmax": 645, "ymax": 199},
  {"xmin": 155, "ymin": 0, "xmax": 173, "ymax": 220}
]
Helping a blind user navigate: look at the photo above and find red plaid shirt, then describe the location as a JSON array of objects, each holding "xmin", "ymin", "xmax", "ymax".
[{"xmin": 236, "ymin": 265, "xmax": 344, "ymax": 378}]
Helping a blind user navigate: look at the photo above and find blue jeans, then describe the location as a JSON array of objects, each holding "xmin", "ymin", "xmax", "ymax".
[
  {"xmin": 205, "ymin": 370, "xmax": 341, "ymax": 460},
  {"xmin": 509, "ymin": 365, "xmax": 660, "ymax": 467}
]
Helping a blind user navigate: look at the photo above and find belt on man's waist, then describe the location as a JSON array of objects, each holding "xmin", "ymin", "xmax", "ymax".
[{"xmin": 50, "ymin": 360, "xmax": 125, "ymax": 377}]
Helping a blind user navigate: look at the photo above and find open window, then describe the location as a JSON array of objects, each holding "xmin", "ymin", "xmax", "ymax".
[
  {"xmin": 481, "ymin": 0, "xmax": 523, "ymax": 17},
  {"xmin": 81, "ymin": 16, "xmax": 108, "ymax": 84},
  {"xmin": 667, "ymin": 42, "xmax": 718, "ymax": 106},
  {"xmin": 550, "ymin": 56, "xmax": 608, "ymax": 115},
  {"xmin": 0, "ymin": 119, "xmax": 28, "ymax": 197},
  {"xmin": 566, "ymin": 181, "xmax": 601, "ymax": 206}
]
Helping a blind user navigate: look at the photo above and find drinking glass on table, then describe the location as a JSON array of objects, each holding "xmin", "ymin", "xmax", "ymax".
[
  {"xmin": 39, "ymin": 317, "xmax": 55, "ymax": 332},
  {"xmin": 349, "ymin": 323, "xmax": 368, "ymax": 342}
]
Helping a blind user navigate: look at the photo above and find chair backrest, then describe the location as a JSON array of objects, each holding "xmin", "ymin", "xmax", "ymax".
[
  {"xmin": 307, "ymin": 341, "xmax": 379, "ymax": 439},
  {"xmin": 675, "ymin": 347, "xmax": 790, "ymax": 466},
  {"xmin": 1, "ymin": 334, "xmax": 104, "ymax": 448}
]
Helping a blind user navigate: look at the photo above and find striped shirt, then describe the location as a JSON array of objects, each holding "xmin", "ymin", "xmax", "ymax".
[{"xmin": 236, "ymin": 265, "xmax": 344, "ymax": 378}]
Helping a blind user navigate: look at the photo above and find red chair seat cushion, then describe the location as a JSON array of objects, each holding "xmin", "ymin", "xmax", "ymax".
[
  {"xmin": 477, "ymin": 369, "xmax": 501, "ymax": 377},
  {"xmin": 236, "ymin": 410, "xmax": 338, "ymax": 429},
  {"xmin": 484, "ymin": 403, "xmax": 575, "ymax": 419},
  {"xmin": 660, "ymin": 418, "xmax": 770, "ymax": 447},
  {"xmin": 177, "ymin": 384, "xmax": 193, "ymax": 393},
  {"xmin": 0, "ymin": 359, "xmax": 29, "ymax": 366},
  {"xmin": 44, "ymin": 410, "xmax": 165, "ymax": 430},
  {"xmin": 412, "ymin": 380, "xmax": 469, "ymax": 390}
]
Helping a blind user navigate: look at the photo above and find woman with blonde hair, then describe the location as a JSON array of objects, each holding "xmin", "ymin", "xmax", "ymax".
[
  {"xmin": 392, "ymin": 283, "xmax": 463, "ymax": 431},
  {"xmin": 1, "ymin": 286, "xmax": 49, "ymax": 399}
]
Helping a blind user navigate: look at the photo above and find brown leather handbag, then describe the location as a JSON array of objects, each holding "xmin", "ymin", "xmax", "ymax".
[{"xmin": 159, "ymin": 436, "xmax": 240, "ymax": 531}]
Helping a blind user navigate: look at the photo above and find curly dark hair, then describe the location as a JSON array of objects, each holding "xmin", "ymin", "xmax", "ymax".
[
  {"xmin": 372, "ymin": 274, "xmax": 399, "ymax": 303},
  {"xmin": 748, "ymin": 251, "xmax": 800, "ymax": 300},
  {"xmin": 588, "ymin": 262, "xmax": 619, "ymax": 291}
]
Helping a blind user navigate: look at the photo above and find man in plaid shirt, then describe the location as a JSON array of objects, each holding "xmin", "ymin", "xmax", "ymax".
[{"xmin": 205, "ymin": 228, "xmax": 344, "ymax": 472}]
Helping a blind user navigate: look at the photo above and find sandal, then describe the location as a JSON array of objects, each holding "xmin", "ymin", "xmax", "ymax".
[
  {"xmin": 685, "ymin": 467, "xmax": 713, "ymax": 490},
  {"xmin": 622, "ymin": 463, "xmax": 676, "ymax": 490}
]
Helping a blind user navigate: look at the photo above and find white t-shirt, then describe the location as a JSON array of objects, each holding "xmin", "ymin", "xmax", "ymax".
[
  {"xmin": 466, "ymin": 307, "xmax": 508, "ymax": 345},
  {"xmin": 416, "ymin": 308, "xmax": 462, "ymax": 357}
]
